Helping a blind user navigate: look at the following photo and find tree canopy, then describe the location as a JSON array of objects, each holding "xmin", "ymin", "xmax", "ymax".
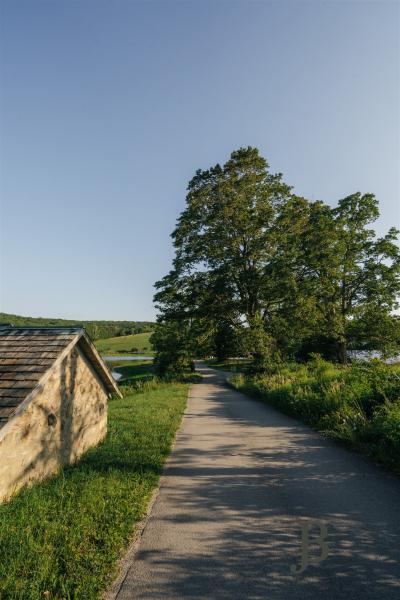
[{"xmin": 152, "ymin": 147, "xmax": 400, "ymax": 373}]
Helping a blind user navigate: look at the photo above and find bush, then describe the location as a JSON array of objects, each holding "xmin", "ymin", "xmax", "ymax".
[{"xmin": 371, "ymin": 402, "xmax": 400, "ymax": 443}]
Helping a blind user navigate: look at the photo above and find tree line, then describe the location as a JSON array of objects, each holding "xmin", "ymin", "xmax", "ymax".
[
  {"xmin": 0, "ymin": 313, "xmax": 155, "ymax": 340},
  {"xmin": 152, "ymin": 147, "xmax": 400, "ymax": 373}
]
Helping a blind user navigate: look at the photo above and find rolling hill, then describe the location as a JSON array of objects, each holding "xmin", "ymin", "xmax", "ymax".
[{"xmin": 94, "ymin": 332, "xmax": 154, "ymax": 355}]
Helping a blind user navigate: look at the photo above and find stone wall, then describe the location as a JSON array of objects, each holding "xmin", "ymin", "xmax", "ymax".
[{"xmin": 0, "ymin": 345, "xmax": 108, "ymax": 502}]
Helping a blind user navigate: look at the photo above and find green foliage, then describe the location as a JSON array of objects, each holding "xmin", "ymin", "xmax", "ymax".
[
  {"xmin": 153, "ymin": 146, "xmax": 292, "ymax": 367},
  {"xmin": 296, "ymin": 193, "xmax": 400, "ymax": 361},
  {"xmin": 230, "ymin": 360, "xmax": 400, "ymax": 471},
  {"xmin": 370, "ymin": 403, "xmax": 400, "ymax": 464},
  {"xmin": 347, "ymin": 312, "xmax": 400, "ymax": 357},
  {"xmin": 0, "ymin": 382, "xmax": 188, "ymax": 599},
  {"xmin": 213, "ymin": 321, "xmax": 242, "ymax": 361},
  {"xmin": 153, "ymin": 147, "xmax": 400, "ymax": 367},
  {"xmin": 0, "ymin": 312, "xmax": 155, "ymax": 341},
  {"xmin": 151, "ymin": 321, "xmax": 194, "ymax": 376}
]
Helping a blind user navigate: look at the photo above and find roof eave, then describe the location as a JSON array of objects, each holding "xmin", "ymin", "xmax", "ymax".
[{"xmin": 78, "ymin": 333, "xmax": 123, "ymax": 398}]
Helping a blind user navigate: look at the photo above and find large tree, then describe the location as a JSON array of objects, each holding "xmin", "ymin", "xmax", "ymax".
[
  {"xmin": 298, "ymin": 193, "xmax": 400, "ymax": 362},
  {"xmin": 170, "ymin": 147, "xmax": 292, "ymax": 359},
  {"xmin": 153, "ymin": 148, "xmax": 400, "ymax": 370}
]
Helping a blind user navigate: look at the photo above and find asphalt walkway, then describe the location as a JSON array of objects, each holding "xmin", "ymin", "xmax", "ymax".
[{"xmin": 116, "ymin": 365, "xmax": 400, "ymax": 599}]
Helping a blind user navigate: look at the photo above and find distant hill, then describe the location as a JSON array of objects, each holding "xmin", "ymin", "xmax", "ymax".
[
  {"xmin": 0, "ymin": 312, "xmax": 155, "ymax": 341},
  {"xmin": 95, "ymin": 332, "xmax": 154, "ymax": 355}
]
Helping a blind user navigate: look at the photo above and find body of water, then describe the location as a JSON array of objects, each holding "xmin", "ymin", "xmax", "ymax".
[
  {"xmin": 349, "ymin": 351, "xmax": 400, "ymax": 364},
  {"xmin": 103, "ymin": 355, "xmax": 153, "ymax": 381}
]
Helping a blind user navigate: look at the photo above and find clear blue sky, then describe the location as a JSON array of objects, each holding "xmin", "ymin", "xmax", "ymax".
[{"xmin": 1, "ymin": 0, "xmax": 399, "ymax": 321}]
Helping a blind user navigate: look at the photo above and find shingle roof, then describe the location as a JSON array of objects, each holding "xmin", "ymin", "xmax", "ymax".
[{"xmin": 0, "ymin": 327, "xmax": 121, "ymax": 428}]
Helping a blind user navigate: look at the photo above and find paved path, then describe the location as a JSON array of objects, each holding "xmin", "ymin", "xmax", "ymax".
[{"xmin": 117, "ymin": 365, "xmax": 400, "ymax": 600}]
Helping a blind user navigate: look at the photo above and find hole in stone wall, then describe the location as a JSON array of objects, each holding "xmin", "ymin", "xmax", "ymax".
[{"xmin": 47, "ymin": 413, "xmax": 57, "ymax": 427}]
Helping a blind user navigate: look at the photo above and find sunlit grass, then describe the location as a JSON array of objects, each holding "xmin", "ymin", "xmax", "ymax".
[
  {"xmin": 0, "ymin": 382, "xmax": 188, "ymax": 599},
  {"xmin": 95, "ymin": 332, "xmax": 153, "ymax": 355}
]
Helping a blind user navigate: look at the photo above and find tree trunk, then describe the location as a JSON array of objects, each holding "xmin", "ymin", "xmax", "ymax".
[{"xmin": 337, "ymin": 339, "xmax": 347, "ymax": 364}]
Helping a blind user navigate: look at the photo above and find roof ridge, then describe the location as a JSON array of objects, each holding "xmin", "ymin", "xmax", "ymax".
[
  {"xmin": 0, "ymin": 326, "xmax": 85, "ymax": 336},
  {"xmin": 0, "ymin": 326, "xmax": 84, "ymax": 330}
]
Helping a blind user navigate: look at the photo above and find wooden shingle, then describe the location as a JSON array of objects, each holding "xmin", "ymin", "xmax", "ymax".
[
  {"xmin": 0, "ymin": 327, "xmax": 80, "ymax": 427},
  {"xmin": 0, "ymin": 326, "xmax": 121, "ymax": 428}
]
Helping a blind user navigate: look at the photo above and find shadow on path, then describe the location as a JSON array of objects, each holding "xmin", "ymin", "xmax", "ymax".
[{"xmin": 117, "ymin": 365, "xmax": 400, "ymax": 600}]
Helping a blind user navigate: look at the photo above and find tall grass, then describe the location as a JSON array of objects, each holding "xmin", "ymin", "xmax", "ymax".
[{"xmin": 229, "ymin": 356, "xmax": 400, "ymax": 472}]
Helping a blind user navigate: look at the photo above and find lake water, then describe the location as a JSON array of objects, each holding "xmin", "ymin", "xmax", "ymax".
[
  {"xmin": 103, "ymin": 355, "xmax": 153, "ymax": 381},
  {"xmin": 349, "ymin": 351, "xmax": 400, "ymax": 364}
]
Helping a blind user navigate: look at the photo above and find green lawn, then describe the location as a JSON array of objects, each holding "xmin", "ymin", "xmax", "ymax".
[
  {"xmin": 0, "ymin": 382, "xmax": 188, "ymax": 599},
  {"xmin": 95, "ymin": 332, "xmax": 153, "ymax": 355}
]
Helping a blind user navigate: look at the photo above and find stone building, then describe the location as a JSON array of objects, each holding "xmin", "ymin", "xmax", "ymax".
[{"xmin": 0, "ymin": 326, "xmax": 121, "ymax": 502}]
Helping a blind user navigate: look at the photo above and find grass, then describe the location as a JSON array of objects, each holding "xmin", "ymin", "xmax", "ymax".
[
  {"xmin": 229, "ymin": 356, "xmax": 400, "ymax": 473},
  {"xmin": 0, "ymin": 381, "xmax": 188, "ymax": 599},
  {"xmin": 95, "ymin": 332, "xmax": 153, "ymax": 356}
]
